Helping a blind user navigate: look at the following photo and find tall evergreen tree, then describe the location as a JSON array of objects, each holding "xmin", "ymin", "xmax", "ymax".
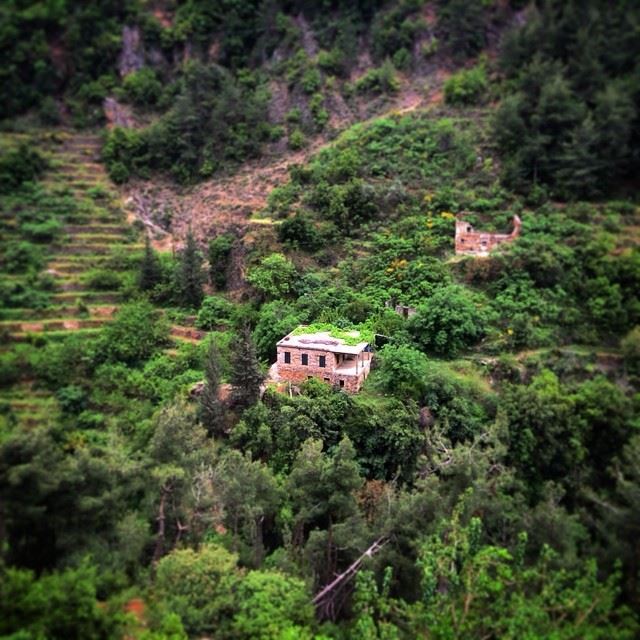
[
  {"xmin": 139, "ymin": 235, "xmax": 162, "ymax": 292},
  {"xmin": 200, "ymin": 340, "xmax": 226, "ymax": 437},
  {"xmin": 177, "ymin": 230, "xmax": 205, "ymax": 308},
  {"xmin": 230, "ymin": 324, "xmax": 263, "ymax": 411}
]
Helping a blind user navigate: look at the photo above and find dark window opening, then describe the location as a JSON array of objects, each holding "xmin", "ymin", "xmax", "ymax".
[
  {"xmin": 284, "ymin": 351, "xmax": 291, "ymax": 364},
  {"xmin": 301, "ymin": 353, "xmax": 308, "ymax": 366},
  {"xmin": 339, "ymin": 380, "xmax": 345, "ymax": 388},
  {"xmin": 319, "ymin": 355, "xmax": 326, "ymax": 368}
]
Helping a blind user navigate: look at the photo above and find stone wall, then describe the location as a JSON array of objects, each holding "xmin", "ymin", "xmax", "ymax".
[
  {"xmin": 276, "ymin": 345, "xmax": 370, "ymax": 392},
  {"xmin": 455, "ymin": 214, "xmax": 521, "ymax": 256}
]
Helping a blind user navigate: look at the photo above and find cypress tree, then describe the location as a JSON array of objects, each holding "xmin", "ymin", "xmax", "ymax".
[
  {"xmin": 200, "ymin": 339, "xmax": 226, "ymax": 437},
  {"xmin": 139, "ymin": 235, "xmax": 162, "ymax": 291},
  {"xmin": 230, "ymin": 323, "xmax": 263, "ymax": 411},
  {"xmin": 177, "ymin": 230, "xmax": 205, "ymax": 308}
]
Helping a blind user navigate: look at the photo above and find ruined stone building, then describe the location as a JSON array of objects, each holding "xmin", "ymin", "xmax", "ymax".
[
  {"xmin": 455, "ymin": 214, "xmax": 522, "ymax": 256},
  {"xmin": 385, "ymin": 300, "xmax": 417, "ymax": 319},
  {"xmin": 275, "ymin": 327, "xmax": 373, "ymax": 393}
]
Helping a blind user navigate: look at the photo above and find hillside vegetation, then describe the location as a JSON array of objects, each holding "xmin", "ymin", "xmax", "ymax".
[{"xmin": 1, "ymin": 1, "xmax": 639, "ymax": 638}]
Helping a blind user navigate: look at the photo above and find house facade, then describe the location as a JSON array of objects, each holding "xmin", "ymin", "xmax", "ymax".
[
  {"xmin": 455, "ymin": 214, "xmax": 522, "ymax": 256},
  {"xmin": 276, "ymin": 327, "xmax": 372, "ymax": 393}
]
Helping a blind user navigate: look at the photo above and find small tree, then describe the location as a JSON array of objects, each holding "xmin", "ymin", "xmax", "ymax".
[
  {"xmin": 230, "ymin": 324, "xmax": 263, "ymax": 411},
  {"xmin": 200, "ymin": 340, "xmax": 226, "ymax": 437},
  {"xmin": 177, "ymin": 231, "xmax": 205, "ymax": 308},
  {"xmin": 139, "ymin": 235, "xmax": 162, "ymax": 291},
  {"xmin": 208, "ymin": 234, "xmax": 234, "ymax": 290}
]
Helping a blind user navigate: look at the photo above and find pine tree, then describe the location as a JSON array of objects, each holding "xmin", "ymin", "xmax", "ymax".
[
  {"xmin": 230, "ymin": 324, "xmax": 263, "ymax": 411},
  {"xmin": 139, "ymin": 235, "xmax": 162, "ymax": 291},
  {"xmin": 177, "ymin": 230, "xmax": 204, "ymax": 308},
  {"xmin": 200, "ymin": 340, "xmax": 226, "ymax": 437}
]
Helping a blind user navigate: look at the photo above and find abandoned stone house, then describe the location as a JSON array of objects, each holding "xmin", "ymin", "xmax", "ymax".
[
  {"xmin": 276, "ymin": 327, "xmax": 373, "ymax": 393},
  {"xmin": 455, "ymin": 214, "xmax": 522, "ymax": 256}
]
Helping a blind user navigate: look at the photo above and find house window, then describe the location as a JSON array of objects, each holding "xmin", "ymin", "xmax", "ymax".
[
  {"xmin": 339, "ymin": 380, "xmax": 345, "ymax": 388},
  {"xmin": 301, "ymin": 353, "xmax": 308, "ymax": 366},
  {"xmin": 318, "ymin": 355, "xmax": 326, "ymax": 368},
  {"xmin": 284, "ymin": 351, "xmax": 291, "ymax": 364}
]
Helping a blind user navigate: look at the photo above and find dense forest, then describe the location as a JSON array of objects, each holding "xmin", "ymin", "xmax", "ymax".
[{"xmin": 1, "ymin": 0, "xmax": 639, "ymax": 638}]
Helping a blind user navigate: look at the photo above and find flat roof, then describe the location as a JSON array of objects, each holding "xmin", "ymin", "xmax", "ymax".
[{"xmin": 277, "ymin": 328, "xmax": 369, "ymax": 355}]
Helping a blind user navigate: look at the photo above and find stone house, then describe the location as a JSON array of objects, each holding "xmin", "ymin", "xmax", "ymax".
[
  {"xmin": 276, "ymin": 327, "xmax": 373, "ymax": 393},
  {"xmin": 455, "ymin": 214, "xmax": 522, "ymax": 256}
]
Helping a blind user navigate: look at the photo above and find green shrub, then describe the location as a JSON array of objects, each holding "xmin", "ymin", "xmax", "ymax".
[
  {"xmin": 1, "ymin": 241, "xmax": 44, "ymax": 273},
  {"xmin": 376, "ymin": 343, "xmax": 430, "ymax": 400},
  {"xmin": 354, "ymin": 60, "xmax": 399, "ymax": 95},
  {"xmin": 301, "ymin": 67, "xmax": 322, "ymax": 94},
  {"xmin": 96, "ymin": 301, "xmax": 170, "ymax": 366},
  {"xmin": 196, "ymin": 296, "xmax": 234, "ymax": 330},
  {"xmin": 288, "ymin": 129, "xmax": 306, "ymax": 150},
  {"xmin": 208, "ymin": 234, "xmax": 234, "ymax": 290},
  {"xmin": 408, "ymin": 285, "xmax": 493, "ymax": 356},
  {"xmin": 0, "ymin": 145, "xmax": 47, "ymax": 194},
  {"xmin": 20, "ymin": 219, "xmax": 62, "ymax": 243},
  {"xmin": 317, "ymin": 48, "xmax": 347, "ymax": 77},
  {"xmin": 83, "ymin": 269, "xmax": 122, "ymax": 291},
  {"xmin": 392, "ymin": 47, "xmax": 412, "ymax": 70},
  {"xmin": 246, "ymin": 253, "xmax": 297, "ymax": 300},
  {"xmin": 278, "ymin": 214, "xmax": 320, "ymax": 251},
  {"xmin": 444, "ymin": 65, "xmax": 487, "ymax": 105},
  {"xmin": 122, "ymin": 67, "xmax": 162, "ymax": 107}
]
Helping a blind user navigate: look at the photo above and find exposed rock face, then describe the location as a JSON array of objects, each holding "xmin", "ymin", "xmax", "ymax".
[
  {"xmin": 455, "ymin": 214, "xmax": 522, "ymax": 256},
  {"xmin": 118, "ymin": 25, "xmax": 145, "ymax": 77},
  {"xmin": 103, "ymin": 97, "xmax": 135, "ymax": 128}
]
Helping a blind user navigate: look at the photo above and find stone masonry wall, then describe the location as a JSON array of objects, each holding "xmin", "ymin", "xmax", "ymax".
[
  {"xmin": 455, "ymin": 215, "xmax": 522, "ymax": 256},
  {"xmin": 276, "ymin": 345, "xmax": 369, "ymax": 392}
]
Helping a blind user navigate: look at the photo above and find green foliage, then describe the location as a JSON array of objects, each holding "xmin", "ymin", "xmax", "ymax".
[
  {"xmin": 208, "ymin": 234, "xmax": 234, "ymax": 290},
  {"xmin": 230, "ymin": 570, "xmax": 315, "ymax": 639},
  {"xmin": 199, "ymin": 339, "xmax": 225, "ymax": 437},
  {"xmin": 1, "ymin": 240, "xmax": 44, "ymax": 274},
  {"xmin": 288, "ymin": 128, "xmax": 306, "ymax": 150},
  {"xmin": 376, "ymin": 343, "xmax": 429, "ymax": 400},
  {"xmin": 139, "ymin": 236, "xmax": 162, "ymax": 292},
  {"xmin": 278, "ymin": 214, "xmax": 321, "ymax": 250},
  {"xmin": 621, "ymin": 326, "xmax": 640, "ymax": 376},
  {"xmin": 414, "ymin": 513, "xmax": 637, "ymax": 638},
  {"xmin": 176, "ymin": 232, "xmax": 205, "ymax": 308},
  {"xmin": 444, "ymin": 64, "xmax": 487, "ymax": 105},
  {"xmin": 0, "ymin": 1, "xmax": 127, "ymax": 120},
  {"xmin": 354, "ymin": 60, "xmax": 400, "ymax": 95},
  {"xmin": 231, "ymin": 324, "xmax": 263, "ymax": 410},
  {"xmin": 408, "ymin": 285, "xmax": 492, "ymax": 356},
  {"xmin": 292, "ymin": 323, "xmax": 373, "ymax": 346},
  {"xmin": 96, "ymin": 301, "xmax": 169, "ymax": 366},
  {"xmin": 496, "ymin": 1, "xmax": 640, "ymax": 197},
  {"xmin": 104, "ymin": 62, "xmax": 271, "ymax": 183},
  {"xmin": 0, "ymin": 144, "xmax": 47, "ymax": 193},
  {"xmin": 254, "ymin": 301, "xmax": 305, "ymax": 362},
  {"xmin": 247, "ymin": 253, "xmax": 297, "ymax": 300},
  {"xmin": 155, "ymin": 544, "xmax": 239, "ymax": 636},
  {"xmin": 438, "ymin": 0, "xmax": 487, "ymax": 60},
  {"xmin": 196, "ymin": 295, "xmax": 234, "ymax": 331},
  {"xmin": 0, "ymin": 561, "xmax": 124, "ymax": 639},
  {"xmin": 122, "ymin": 67, "xmax": 162, "ymax": 107}
]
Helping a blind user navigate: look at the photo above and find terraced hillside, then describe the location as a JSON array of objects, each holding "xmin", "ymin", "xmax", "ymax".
[{"xmin": 0, "ymin": 131, "xmax": 207, "ymax": 428}]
